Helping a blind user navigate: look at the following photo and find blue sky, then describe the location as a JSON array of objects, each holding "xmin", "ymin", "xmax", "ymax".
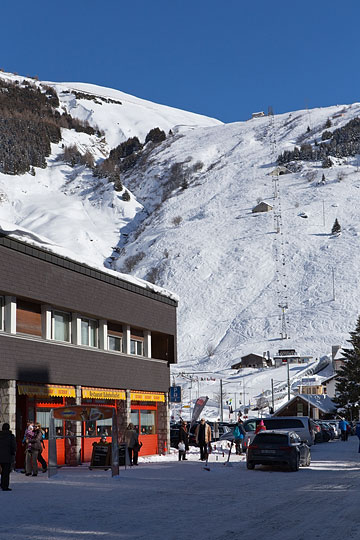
[{"xmin": 2, "ymin": 0, "xmax": 359, "ymax": 123}]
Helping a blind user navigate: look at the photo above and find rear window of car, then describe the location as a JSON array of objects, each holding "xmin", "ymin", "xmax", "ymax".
[
  {"xmin": 264, "ymin": 419, "xmax": 304, "ymax": 429},
  {"xmin": 253, "ymin": 434, "xmax": 288, "ymax": 445}
]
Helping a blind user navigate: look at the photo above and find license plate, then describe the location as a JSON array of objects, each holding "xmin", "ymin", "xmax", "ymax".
[{"xmin": 260, "ymin": 449, "xmax": 276, "ymax": 454}]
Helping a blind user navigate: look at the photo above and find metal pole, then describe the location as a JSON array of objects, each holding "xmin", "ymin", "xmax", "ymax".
[
  {"xmin": 332, "ymin": 267, "xmax": 335, "ymax": 301},
  {"xmin": 287, "ymin": 360, "xmax": 291, "ymax": 401},
  {"xmin": 220, "ymin": 379, "xmax": 223, "ymax": 422},
  {"xmin": 322, "ymin": 200, "xmax": 325, "ymax": 227},
  {"xmin": 271, "ymin": 378, "xmax": 275, "ymax": 412}
]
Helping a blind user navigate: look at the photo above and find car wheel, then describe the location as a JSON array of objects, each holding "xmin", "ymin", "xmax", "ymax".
[
  {"xmin": 289, "ymin": 453, "xmax": 299, "ymax": 472},
  {"xmin": 247, "ymin": 461, "xmax": 255, "ymax": 470}
]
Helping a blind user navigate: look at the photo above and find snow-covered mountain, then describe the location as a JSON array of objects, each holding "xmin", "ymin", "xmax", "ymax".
[{"xmin": 0, "ymin": 70, "xmax": 359, "ymax": 374}]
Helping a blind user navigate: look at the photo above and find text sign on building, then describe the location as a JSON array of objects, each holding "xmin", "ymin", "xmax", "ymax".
[{"xmin": 169, "ymin": 386, "xmax": 182, "ymax": 403}]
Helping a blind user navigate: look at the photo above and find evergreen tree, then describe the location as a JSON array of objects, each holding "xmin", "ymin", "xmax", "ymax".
[
  {"xmin": 334, "ymin": 316, "xmax": 360, "ymax": 419},
  {"xmin": 331, "ymin": 218, "xmax": 341, "ymax": 235}
]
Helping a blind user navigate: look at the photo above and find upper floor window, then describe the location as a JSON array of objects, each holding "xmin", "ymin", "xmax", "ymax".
[
  {"xmin": 0, "ymin": 296, "xmax": 4, "ymax": 331},
  {"xmin": 81, "ymin": 317, "xmax": 98, "ymax": 348},
  {"xmin": 16, "ymin": 300, "xmax": 42, "ymax": 337},
  {"xmin": 130, "ymin": 329, "xmax": 144, "ymax": 356},
  {"xmin": 108, "ymin": 322, "xmax": 123, "ymax": 352},
  {"xmin": 52, "ymin": 310, "xmax": 71, "ymax": 342}
]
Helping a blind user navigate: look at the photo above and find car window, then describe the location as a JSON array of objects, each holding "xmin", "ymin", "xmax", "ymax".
[
  {"xmin": 244, "ymin": 420, "xmax": 256, "ymax": 432},
  {"xmin": 253, "ymin": 434, "xmax": 288, "ymax": 445},
  {"xmin": 264, "ymin": 418, "xmax": 304, "ymax": 429}
]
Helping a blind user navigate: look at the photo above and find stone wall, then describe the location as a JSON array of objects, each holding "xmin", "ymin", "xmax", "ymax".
[{"xmin": 0, "ymin": 379, "xmax": 16, "ymax": 430}]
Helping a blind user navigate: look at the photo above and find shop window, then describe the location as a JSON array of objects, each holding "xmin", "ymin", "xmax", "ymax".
[
  {"xmin": 36, "ymin": 409, "xmax": 64, "ymax": 440},
  {"xmin": 97, "ymin": 418, "xmax": 112, "ymax": 437},
  {"xmin": 140, "ymin": 410, "xmax": 156, "ymax": 435},
  {"xmin": 52, "ymin": 310, "xmax": 71, "ymax": 342},
  {"xmin": 0, "ymin": 296, "xmax": 4, "ymax": 331},
  {"xmin": 81, "ymin": 318, "xmax": 98, "ymax": 348},
  {"xmin": 16, "ymin": 300, "xmax": 42, "ymax": 337},
  {"xmin": 130, "ymin": 410, "xmax": 140, "ymax": 431},
  {"xmin": 130, "ymin": 338, "xmax": 144, "ymax": 356}
]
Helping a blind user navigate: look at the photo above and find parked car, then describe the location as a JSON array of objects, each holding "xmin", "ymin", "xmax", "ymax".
[
  {"xmin": 241, "ymin": 417, "xmax": 314, "ymax": 447},
  {"xmin": 317, "ymin": 421, "xmax": 332, "ymax": 442},
  {"xmin": 327, "ymin": 421, "xmax": 340, "ymax": 439},
  {"xmin": 246, "ymin": 431, "xmax": 311, "ymax": 471}
]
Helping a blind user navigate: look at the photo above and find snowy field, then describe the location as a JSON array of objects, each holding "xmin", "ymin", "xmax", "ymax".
[{"xmin": 2, "ymin": 438, "xmax": 360, "ymax": 540}]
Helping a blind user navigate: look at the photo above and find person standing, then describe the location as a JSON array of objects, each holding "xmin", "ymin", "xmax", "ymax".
[
  {"xmin": 35, "ymin": 423, "xmax": 47, "ymax": 473},
  {"xmin": 0, "ymin": 423, "xmax": 16, "ymax": 491},
  {"xmin": 255, "ymin": 419, "xmax": 266, "ymax": 435},
  {"xmin": 125, "ymin": 423, "xmax": 139, "ymax": 466},
  {"xmin": 195, "ymin": 418, "xmax": 211, "ymax": 461},
  {"xmin": 178, "ymin": 421, "xmax": 189, "ymax": 461},
  {"xmin": 233, "ymin": 419, "xmax": 246, "ymax": 455},
  {"xmin": 339, "ymin": 418, "xmax": 349, "ymax": 441}
]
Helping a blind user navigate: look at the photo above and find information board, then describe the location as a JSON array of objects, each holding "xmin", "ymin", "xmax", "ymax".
[{"xmin": 89, "ymin": 443, "xmax": 111, "ymax": 469}]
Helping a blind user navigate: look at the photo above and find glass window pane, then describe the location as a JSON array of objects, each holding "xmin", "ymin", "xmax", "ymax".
[
  {"xmin": 130, "ymin": 340, "xmax": 136, "ymax": 354},
  {"xmin": 140, "ymin": 410, "xmax": 156, "ymax": 435},
  {"xmin": 109, "ymin": 335, "xmax": 121, "ymax": 351},
  {"xmin": 81, "ymin": 319, "xmax": 89, "ymax": 345},
  {"xmin": 136, "ymin": 341, "xmax": 143, "ymax": 355},
  {"xmin": 130, "ymin": 410, "xmax": 139, "ymax": 431},
  {"xmin": 89, "ymin": 320, "xmax": 97, "ymax": 347},
  {"xmin": 96, "ymin": 419, "xmax": 112, "ymax": 437},
  {"xmin": 54, "ymin": 311, "xmax": 70, "ymax": 342}
]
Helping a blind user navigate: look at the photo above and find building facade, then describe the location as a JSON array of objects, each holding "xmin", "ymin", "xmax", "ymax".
[{"xmin": 0, "ymin": 234, "xmax": 177, "ymax": 466}]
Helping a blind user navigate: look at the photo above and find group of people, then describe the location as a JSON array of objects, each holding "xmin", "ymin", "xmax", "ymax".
[
  {"xmin": 177, "ymin": 417, "xmax": 265, "ymax": 461},
  {"xmin": 23, "ymin": 422, "xmax": 47, "ymax": 476}
]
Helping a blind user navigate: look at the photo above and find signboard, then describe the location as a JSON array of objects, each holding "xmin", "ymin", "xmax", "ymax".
[
  {"xmin": 89, "ymin": 443, "xmax": 111, "ymax": 469},
  {"xmin": 169, "ymin": 386, "xmax": 182, "ymax": 403},
  {"xmin": 53, "ymin": 405, "xmax": 114, "ymax": 421},
  {"xmin": 119, "ymin": 443, "xmax": 130, "ymax": 467},
  {"xmin": 130, "ymin": 392, "xmax": 165, "ymax": 402},
  {"xmin": 18, "ymin": 384, "xmax": 76, "ymax": 398},
  {"xmin": 82, "ymin": 388, "xmax": 126, "ymax": 400},
  {"xmin": 190, "ymin": 396, "xmax": 209, "ymax": 427},
  {"xmin": 277, "ymin": 349, "xmax": 297, "ymax": 356}
]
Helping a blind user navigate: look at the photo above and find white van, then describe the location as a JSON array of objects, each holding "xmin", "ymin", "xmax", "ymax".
[{"xmin": 242, "ymin": 417, "xmax": 314, "ymax": 447}]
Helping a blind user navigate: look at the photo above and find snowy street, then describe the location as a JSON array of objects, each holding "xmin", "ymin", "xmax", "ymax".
[{"xmin": 2, "ymin": 437, "xmax": 360, "ymax": 540}]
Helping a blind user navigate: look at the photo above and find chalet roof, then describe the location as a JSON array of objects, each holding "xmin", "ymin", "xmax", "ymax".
[{"xmin": 275, "ymin": 394, "xmax": 336, "ymax": 415}]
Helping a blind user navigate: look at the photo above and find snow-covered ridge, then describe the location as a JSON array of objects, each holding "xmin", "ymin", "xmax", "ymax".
[{"xmin": 1, "ymin": 68, "xmax": 360, "ymax": 370}]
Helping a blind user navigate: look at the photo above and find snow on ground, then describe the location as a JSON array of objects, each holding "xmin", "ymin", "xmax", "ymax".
[
  {"xmin": 2, "ymin": 437, "xmax": 360, "ymax": 540},
  {"xmin": 1, "ymin": 70, "xmax": 360, "ymax": 383}
]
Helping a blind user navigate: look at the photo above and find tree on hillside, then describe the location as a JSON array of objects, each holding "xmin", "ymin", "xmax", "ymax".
[
  {"xmin": 334, "ymin": 316, "xmax": 360, "ymax": 419},
  {"xmin": 331, "ymin": 218, "xmax": 341, "ymax": 235}
]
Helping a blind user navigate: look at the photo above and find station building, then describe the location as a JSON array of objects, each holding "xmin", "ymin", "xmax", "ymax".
[{"xmin": 0, "ymin": 233, "xmax": 177, "ymax": 466}]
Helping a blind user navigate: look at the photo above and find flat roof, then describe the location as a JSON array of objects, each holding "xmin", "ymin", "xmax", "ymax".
[{"xmin": 0, "ymin": 233, "xmax": 177, "ymax": 307}]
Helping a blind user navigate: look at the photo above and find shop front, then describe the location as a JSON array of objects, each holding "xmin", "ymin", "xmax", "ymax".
[{"xmin": 16, "ymin": 382, "xmax": 166, "ymax": 467}]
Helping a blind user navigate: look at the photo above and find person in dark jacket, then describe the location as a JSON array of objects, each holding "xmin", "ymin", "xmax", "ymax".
[
  {"xmin": 35, "ymin": 423, "xmax": 47, "ymax": 473},
  {"xmin": 178, "ymin": 421, "xmax": 189, "ymax": 461},
  {"xmin": 0, "ymin": 422, "xmax": 16, "ymax": 491},
  {"xmin": 125, "ymin": 423, "xmax": 140, "ymax": 466}
]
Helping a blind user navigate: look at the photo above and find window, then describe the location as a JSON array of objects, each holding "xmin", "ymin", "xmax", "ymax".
[
  {"xmin": 16, "ymin": 300, "xmax": 42, "ymax": 336},
  {"xmin": 52, "ymin": 310, "xmax": 71, "ymax": 342},
  {"xmin": 130, "ymin": 338, "xmax": 143, "ymax": 356},
  {"xmin": 130, "ymin": 410, "xmax": 139, "ymax": 431},
  {"xmin": 0, "ymin": 296, "xmax": 4, "ymax": 331},
  {"xmin": 36, "ymin": 409, "xmax": 64, "ymax": 440},
  {"xmin": 108, "ymin": 322, "xmax": 123, "ymax": 352},
  {"xmin": 140, "ymin": 410, "xmax": 156, "ymax": 435},
  {"xmin": 81, "ymin": 318, "xmax": 98, "ymax": 347},
  {"xmin": 108, "ymin": 335, "xmax": 122, "ymax": 352}
]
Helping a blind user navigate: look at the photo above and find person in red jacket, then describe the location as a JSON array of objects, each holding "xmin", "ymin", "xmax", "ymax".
[{"xmin": 255, "ymin": 419, "xmax": 266, "ymax": 435}]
